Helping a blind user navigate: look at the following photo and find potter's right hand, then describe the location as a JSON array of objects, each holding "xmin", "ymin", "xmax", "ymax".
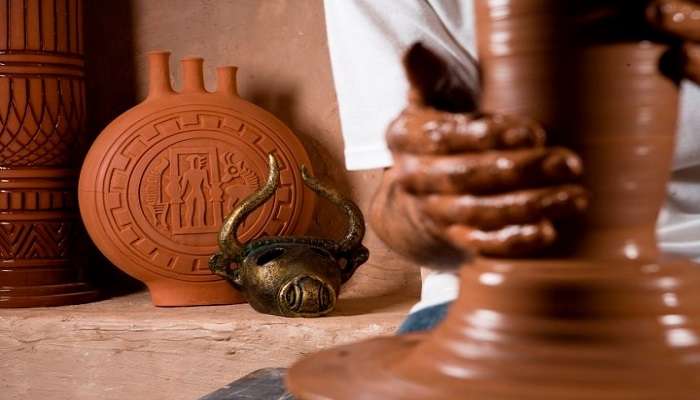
[
  {"xmin": 647, "ymin": 0, "xmax": 700, "ymax": 83},
  {"xmin": 370, "ymin": 44, "xmax": 588, "ymax": 267}
]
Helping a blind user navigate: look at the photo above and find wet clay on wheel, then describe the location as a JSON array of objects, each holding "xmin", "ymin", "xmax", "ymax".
[{"xmin": 287, "ymin": 1, "xmax": 700, "ymax": 399}]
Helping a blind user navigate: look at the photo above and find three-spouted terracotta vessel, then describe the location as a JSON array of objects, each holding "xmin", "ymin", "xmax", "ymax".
[{"xmin": 79, "ymin": 52, "xmax": 314, "ymax": 306}]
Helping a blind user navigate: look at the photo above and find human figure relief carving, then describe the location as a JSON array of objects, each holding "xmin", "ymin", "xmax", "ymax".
[
  {"xmin": 142, "ymin": 147, "xmax": 261, "ymax": 236},
  {"xmin": 178, "ymin": 154, "xmax": 211, "ymax": 228}
]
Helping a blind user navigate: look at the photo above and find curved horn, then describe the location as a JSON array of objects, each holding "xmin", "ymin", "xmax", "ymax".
[
  {"xmin": 219, "ymin": 154, "xmax": 279, "ymax": 260},
  {"xmin": 300, "ymin": 165, "xmax": 365, "ymax": 252}
]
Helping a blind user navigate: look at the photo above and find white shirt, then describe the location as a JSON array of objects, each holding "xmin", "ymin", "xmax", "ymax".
[{"xmin": 324, "ymin": 0, "xmax": 700, "ymax": 311}]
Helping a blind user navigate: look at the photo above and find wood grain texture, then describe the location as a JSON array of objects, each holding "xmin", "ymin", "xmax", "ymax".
[{"xmin": 0, "ymin": 291, "xmax": 412, "ymax": 400}]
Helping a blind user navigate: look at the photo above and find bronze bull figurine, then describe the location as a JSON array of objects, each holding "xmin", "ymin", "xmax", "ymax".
[{"xmin": 209, "ymin": 154, "xmax": 369, "ymax": 317}]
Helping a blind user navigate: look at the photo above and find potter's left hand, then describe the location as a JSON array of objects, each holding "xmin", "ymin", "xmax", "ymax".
[
  {"xmin": 385, "ymin": 112, "xmax": 587, "ymax": 259},
  {"xmin": 369, "ymin": 44, "xmax": 588, "ymax": 263},
  {"xmin": 647, "ymin": 0, "xmax": 700, "ymax": 83}
]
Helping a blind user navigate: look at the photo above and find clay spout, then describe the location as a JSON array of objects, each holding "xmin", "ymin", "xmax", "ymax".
[
  {"xmin": 181, "ymin": 56, "xmax": 206, "ymax": 93},
  {"xmin": 147, "ymin": 51, "xmax": 174, "ymax": 98},
  {"xmin": 216, "ymin": 66, "xmax": 239, "ymax": 96}
]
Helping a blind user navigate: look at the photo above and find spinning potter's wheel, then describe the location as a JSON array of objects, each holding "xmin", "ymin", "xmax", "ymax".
[
  {"xmin": 287, "ymin": 1, "xmax": 700, "ymax": 398},
  {"xmin": 79, "ymin": 52, "xmax": 314, "ymax": 306}
]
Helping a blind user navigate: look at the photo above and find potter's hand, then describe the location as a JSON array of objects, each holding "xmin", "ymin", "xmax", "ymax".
[
  {"xmin": 647, "ymin": 0, "xmax": 700, "ymax": 83},
  {"xmin": 370, "ymin": 44, "xmax": 587, "ymax": 267},
  {"xmin": 385, "ymin": 108, "xmax": 587, "ymax": 260}
]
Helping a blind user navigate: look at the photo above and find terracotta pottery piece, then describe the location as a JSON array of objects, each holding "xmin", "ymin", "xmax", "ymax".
[
  {"xmin": 0, "ymin": 0, "xmax": 98, "ymax": 308},
  {"xmin": 287, "ymin": 1, "xmax": 700, "ymax": 398},
  {"xmin": 79, "ymin": 52, "xmax": 314, "ymax": 306}
]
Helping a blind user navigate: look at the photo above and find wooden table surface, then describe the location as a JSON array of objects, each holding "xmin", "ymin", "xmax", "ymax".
[{"xmin": 0, "ymin": 291, "xmax": 413, "ymax": 400}]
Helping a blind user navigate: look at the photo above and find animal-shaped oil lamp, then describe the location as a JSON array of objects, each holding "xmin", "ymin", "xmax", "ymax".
[{"xmin": 210, "ymin": 154, "xmax": 369, "ymax": 317}]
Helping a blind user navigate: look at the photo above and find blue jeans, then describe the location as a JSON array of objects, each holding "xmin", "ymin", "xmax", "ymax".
[{"xmin": 396, "ymin": 301, "xmax": 452, "ymax": 334}]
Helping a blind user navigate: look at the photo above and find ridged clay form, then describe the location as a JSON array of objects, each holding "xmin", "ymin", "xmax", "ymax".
[{"xmin": 287, "ymin": 1, "xmax": 700, "ymax": 398}]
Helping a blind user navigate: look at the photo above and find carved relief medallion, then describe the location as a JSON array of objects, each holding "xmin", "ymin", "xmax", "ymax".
[{"xmin": 85, "ymin": 106, "xmax": 311, "ymax": 283}]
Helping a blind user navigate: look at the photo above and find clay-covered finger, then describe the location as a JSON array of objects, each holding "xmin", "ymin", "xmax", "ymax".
[
  {"xmin": 647, "ymin": 0, "xmax": 700, "ymax": 41},
  {"xmin": 395, "ymin": 147, "xmax": 583, "ymax": 195},
  {"xmin": 387, "ymin": 111, "xmax": 546, "ymax": 155},
  {"xmin": 445, "ymin": 220, "xmax": 556, "ymax": 257},
  {"xmin": 403, "ymin": 42, "xmax": 478, "ymax": 113},
  {"xmin": 420, "ymin": 185, "xmax": 588, "ymax": 231},
  {"xmin": 683, "ymin": 42, "xmax": 700, "ymax": 83}
]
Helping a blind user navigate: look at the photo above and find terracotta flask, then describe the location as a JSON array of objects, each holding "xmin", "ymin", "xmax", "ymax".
[
  {"xmin": 79, "ymin": 52, "xmax": 314, "ymax": 306},
  {"xmin": 0, "ymin": 0, "xmax": 98, "ymax": 307}
]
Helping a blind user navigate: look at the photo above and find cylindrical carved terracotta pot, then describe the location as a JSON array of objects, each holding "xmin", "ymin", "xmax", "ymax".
[
  {"xmin": 0, "ymin": 0, "xmax": 97, "ymax": 307},
  {"xmin": 287, "ymin": 1, "xmax": 700, "ymax": 398},
  {"xmin": 79, "ymin": 52, "xmax": 315, "ymax": 306}
]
